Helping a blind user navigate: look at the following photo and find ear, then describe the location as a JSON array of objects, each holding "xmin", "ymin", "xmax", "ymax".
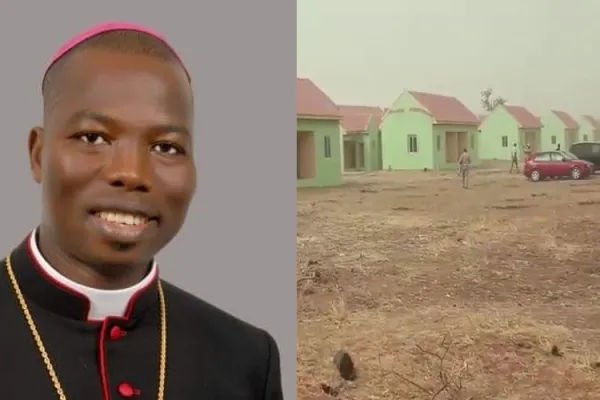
[{"xmin": 28, "ymin": 127, "xmax": 44, "ymax": 184}]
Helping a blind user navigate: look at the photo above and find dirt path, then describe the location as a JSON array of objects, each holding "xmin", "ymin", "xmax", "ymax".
[{"xmin": 298, "ymin": 170, "xmax": 600, "ymax": 400}]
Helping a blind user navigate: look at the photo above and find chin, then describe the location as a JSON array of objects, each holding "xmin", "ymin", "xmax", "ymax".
[{"xmin": 84, "ymin": 241, "xmax": 154, "ymax": 268}]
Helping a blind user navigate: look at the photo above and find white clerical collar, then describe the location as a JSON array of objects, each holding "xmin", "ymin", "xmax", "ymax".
[{"xmin": 29, "ymin": 229, "xmax": 158, "ymax": 321}]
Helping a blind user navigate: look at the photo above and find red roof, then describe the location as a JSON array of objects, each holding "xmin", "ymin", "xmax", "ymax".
[
  {"xmin": 297, "ymin": 78, "xmax": 340, "ymax": 119},
  {"xmin": 552, "ymin": 110, "xmax": 579, "ymax": 130},
  {"xmin": 409, "ymin": 91, "xmax": 479, "ymax": 125},
  {"xmin": 582, "ymin": 115, "xmax": 600, "ymax": 130},
  {"xmin": 504, "ymin": 105, "xmax": 541, "ymax": 129},
  {"xmin": 338, "ymin": 105, "xmax": 384, "ymax": 133}
]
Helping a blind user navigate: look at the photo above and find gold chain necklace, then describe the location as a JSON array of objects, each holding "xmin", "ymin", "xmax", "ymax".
[{"xmin": 5, "ymin": 254, "xmax": 167, "ymax": 400}]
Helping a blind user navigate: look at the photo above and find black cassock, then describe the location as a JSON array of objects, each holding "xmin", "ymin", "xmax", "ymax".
[{"xmin": 0, "ymin": 234, "xmax": 283, "ymax": 400}]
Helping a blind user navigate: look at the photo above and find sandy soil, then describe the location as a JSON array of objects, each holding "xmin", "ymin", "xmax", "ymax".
[{"xmin": 297, "ymin": 169, "xmax": 600, "ymax": 400}]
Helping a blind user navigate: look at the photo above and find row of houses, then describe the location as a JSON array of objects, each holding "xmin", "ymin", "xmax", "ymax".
[{"xmin": 296, "ymin": 78, "xmax": 599, "ymax": 187}]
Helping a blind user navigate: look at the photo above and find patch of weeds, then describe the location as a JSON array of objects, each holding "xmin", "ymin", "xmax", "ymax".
[
  {"xmin": 489, "ymin": 204, "xmax": 532, "ymax": 210},
  {"xmin": 578, "ymin": 200, "xmax": 600, "ymax": 206},
  {"xmin": 392, "ymin": 206, "xmax": 412, "ymax": 211}
]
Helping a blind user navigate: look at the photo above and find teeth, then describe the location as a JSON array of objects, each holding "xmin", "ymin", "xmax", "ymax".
[{"xmin": 97, "ymin": 211, "xmax": 148, "ymax": 225}]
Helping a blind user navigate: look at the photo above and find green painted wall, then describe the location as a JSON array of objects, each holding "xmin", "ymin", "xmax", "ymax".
[
  {"xmin": 380, "ymin": 92, "xmax": 434, "ymax": 170},
  {"xmin": 366, "ymin": 117, "xmax": 382, "ymax": 171},
  {"xmin": 338, "ymin": 124, "xmax": 344, "ymax": 172},
  {"xmin": 577, "ymin": 117, "xmax": 594, "ymax": 142},
  {"xmin": 432, "ymin": 125, "xmax": 480, "ymax": 169},
  {"xmin": 478, "ymin": 107, "xmax": 520, "ymax": 160},
  {"xmin": 297, "ymin": 118, "xmax": 342, "ymax": 187},
  {"xmin": 540, "ymin": 113, "xmax": 565, "ymax": 150}
]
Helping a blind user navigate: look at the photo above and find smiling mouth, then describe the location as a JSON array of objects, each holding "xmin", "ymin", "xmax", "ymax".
[
  {"xmin": 91, "ymin": 210, "xmax": 158, "ymax": 226},
  {"xmin": 98, "ymin": 211, "xmax": 147, "ymax": 225},
  {"xmin": 89, "ymin": 210, "xmax": 159, "ymax": 242}
]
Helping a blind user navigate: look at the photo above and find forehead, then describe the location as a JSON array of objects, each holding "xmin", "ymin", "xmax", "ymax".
[{"xmin": 49, "ymin": 50, "xmax": 193, "ymax": 126}]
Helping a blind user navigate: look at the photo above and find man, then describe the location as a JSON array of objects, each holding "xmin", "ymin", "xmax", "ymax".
[
  {"xmin": 524, "ymin": 143, "xmax": 532, "ymax": 158},
  {"xmin": 556, "ymin": 143, "xmax": 561, "ymax": 151},
  {"xmin": 509, "ymin": 143, "xmax": 519, "ymax": 173},
  {"xmin": 458, "ymin": 148, "xmax": 471, "ymax": 189},
  {"xmin": 0, "ymin": 22, "xmax": 283, "ymax": 399}
]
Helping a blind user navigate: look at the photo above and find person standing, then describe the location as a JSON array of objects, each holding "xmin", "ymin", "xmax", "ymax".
[
  {"xmin": 509, "ymin": 143, "xmax": 519, "ymax": 173},
  {"xmin": 458, "ymin": 148, "xmax": 471, "ymax": 189},
  {"xmin": 524, "ymin": 143, "xmax": 532, "ymax": 158},
  {"xmin": 0, "ymin": 22, "xmax": 283, "ymax": 399}
]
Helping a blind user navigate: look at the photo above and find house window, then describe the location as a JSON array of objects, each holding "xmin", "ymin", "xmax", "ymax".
[
  {"xmin": 324, "ymin": 136, "xmax": 331, "ymax": 158},
  {"xmin": 551, "ymin": 135, "xmax": 556, "ymax": 145},
  {"xmin": 470, "ymin": 135, "xmax": 475, "ymax": 149},
  {"xmin": 436, "ymin": 135, "xmax": 441, "ymax": 151},
  {"xmin": 408, "ymin": 135, "xmax": 418, "ymax": 153},
  {"xmin": 501, "ymin": 136, "xmax": 508, "ymax": 147},
  {"xmin": 583, "ymin": 134, "xmax": 589, "ymax": 141}
]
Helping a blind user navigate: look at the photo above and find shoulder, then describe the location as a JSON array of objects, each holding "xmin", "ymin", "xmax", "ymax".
[
  {"xmin": 160, "ymin": 279, "xmax": 278, "ymax": 355},
  {"xmin": 159, "ymin": 280, "xmax": 283, "ymax": 397}
]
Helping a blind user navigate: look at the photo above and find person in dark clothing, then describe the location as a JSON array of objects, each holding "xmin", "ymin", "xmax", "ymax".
[
  {"xmin": 0, "ymin": 22, "xmax": 283, "ymax": 400},
  {"xmin": 556, "ymin": 144, "xmax": 561, "ymax": 151}
]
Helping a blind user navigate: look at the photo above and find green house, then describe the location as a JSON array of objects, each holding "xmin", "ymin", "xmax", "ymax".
[
  {"xmin": 478, "ymin": 105, "xmax": 542, "ymax": 160},
  {"xmin": 380, "ymin": 90, "xmax": 480, "ymax": 170},
  {"xmin": 540, "ymin": 110, "xmax": 579, "ymax": 151},
  {"xmin": 296, "ymin": 78, "xmax": 342, "ymax": 188},
  {"xmin": 577, "ymin": 115, "xmax": 600, "ymax": 142},
  {"xmin": 339, "ymin": 105, "xmax": 383, "ymax": 171}
]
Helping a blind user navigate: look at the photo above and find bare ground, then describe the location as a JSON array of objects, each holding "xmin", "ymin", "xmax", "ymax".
[{"xmin": 297, "ymin": 169, "xmax": 600, "ymax": 400}]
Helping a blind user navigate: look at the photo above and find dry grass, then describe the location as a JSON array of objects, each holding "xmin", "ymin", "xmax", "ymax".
[{"xmin": 297, "ymin": 169, "xmax": 600, "ymax": 400}]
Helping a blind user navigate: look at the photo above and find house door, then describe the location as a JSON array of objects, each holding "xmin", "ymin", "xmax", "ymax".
[
  {"xmin": 522, "ymin": 131, "xmax": 538, "ymax": 152},
  {"xmin": 297, "ymin": 131, "xmax": 316, "ymax": 179},
  {"xmin": 343, "ymin": 141, "xmax": 356, "ymax": 170},
  {"xmin": 457, "ymin": 132, "xmax": 468, "ymax": 154},
  {"xmin": 445, "ymin": 132, "xmax": 457, "ymax": 162},
  {"xmin": 357, "ymin": 142, "xmax": 365, "ymax": 169}
]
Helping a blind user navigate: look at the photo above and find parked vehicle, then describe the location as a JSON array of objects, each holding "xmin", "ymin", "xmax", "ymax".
[
  {"xmin": 524, "ymin": 151, "xmax": 593, "ymax": 181},
  {"xmin": 569, "ymin": 141, "xmax": 600, "ymax": 171}
]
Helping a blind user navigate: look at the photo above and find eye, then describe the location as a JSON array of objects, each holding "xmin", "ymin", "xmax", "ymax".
[
  {"xmin": 151, "ymin": 142, "xmax": 185, "ymax": 156},
  {"xmin": 77, "ymin": 132, "xmax": 109, "ymax": 145}
]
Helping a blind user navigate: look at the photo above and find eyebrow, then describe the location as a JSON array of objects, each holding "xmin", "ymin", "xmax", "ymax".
[{"xmin": 67, "ymin": 110, "xmax": 190, "ymax": 136}]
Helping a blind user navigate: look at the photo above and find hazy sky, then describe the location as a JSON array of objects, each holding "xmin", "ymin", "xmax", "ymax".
[{"xmin": 297, "ymin": 0, "xmax": 600, "ymax": 116}]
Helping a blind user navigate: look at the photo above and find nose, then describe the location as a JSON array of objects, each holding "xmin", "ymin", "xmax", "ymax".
[{"xmin": 104, "ymin": 141, "xmax": 152, "ymax": 192}]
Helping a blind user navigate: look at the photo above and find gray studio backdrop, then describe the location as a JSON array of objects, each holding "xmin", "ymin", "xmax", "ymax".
[{"xmin": 0, "ymin": 1, "xmax": 296, "ymax": 398}]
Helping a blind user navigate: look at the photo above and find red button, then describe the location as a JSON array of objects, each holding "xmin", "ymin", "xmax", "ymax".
[
  {"xmin": 109, "ymin": 326, "xmax": 127, "ymax": 340},
  {"xmin": 118, "ymin": 382, "xmax": 140, "ymax": 397}
]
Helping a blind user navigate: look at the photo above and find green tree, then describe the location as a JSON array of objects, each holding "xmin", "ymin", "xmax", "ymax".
[{"xmin": 480, "ymin": 87, "xmax": 507, "ymax": 111}]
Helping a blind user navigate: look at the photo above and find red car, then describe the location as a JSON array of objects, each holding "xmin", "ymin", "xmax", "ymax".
[{"xmin": 524, "ymin": 150, "xmax": 594, "ymax": 181}]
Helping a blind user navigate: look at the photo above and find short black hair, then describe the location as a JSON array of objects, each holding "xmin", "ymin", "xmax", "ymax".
[{"xmin": 42, "ymin": 30, "xmax": 187, "ymax": 115}]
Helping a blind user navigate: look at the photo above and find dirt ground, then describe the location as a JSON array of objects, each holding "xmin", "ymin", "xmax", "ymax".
[{"xmin": 297, "ymin": 169, "xmax": 600, "ymax": 400}]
